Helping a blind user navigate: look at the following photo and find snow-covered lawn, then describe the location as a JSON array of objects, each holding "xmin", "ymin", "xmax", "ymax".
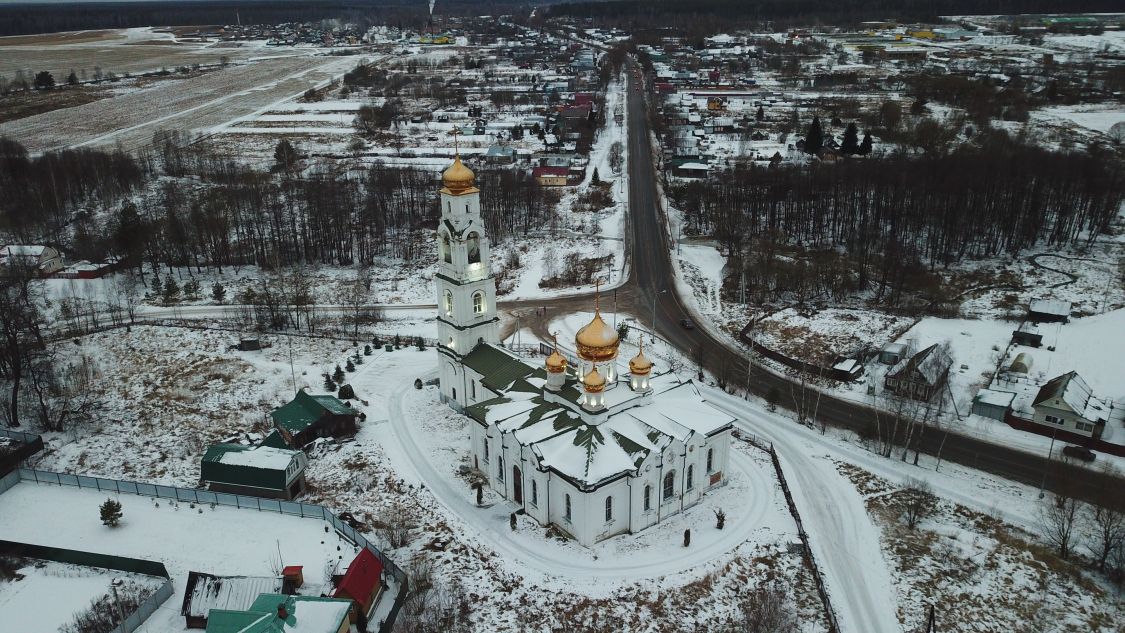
[
  {"xmin": 0, "ymin": 559, "xmax": 164, "ymax": 633},
  {"xmin": 0, "ymin": 482, "xmax": 359, "ymax": 633}
]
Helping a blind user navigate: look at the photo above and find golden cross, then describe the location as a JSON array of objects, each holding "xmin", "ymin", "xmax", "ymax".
[
  {"xmin": 552, "ymin": 332, "xmax": 559, "ymax": 352},
  {"xmin": 594, "ymin": 279, "xmax": 601, "ymax": 313},
  {"xmin": 450, "ymin": 128, "xmax": 461, "ymax": 158}
]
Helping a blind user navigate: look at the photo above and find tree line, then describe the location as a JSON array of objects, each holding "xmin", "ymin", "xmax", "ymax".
[{"xmin": 671, "ymin": 135, "xmax": 1125, "ymax": 307}]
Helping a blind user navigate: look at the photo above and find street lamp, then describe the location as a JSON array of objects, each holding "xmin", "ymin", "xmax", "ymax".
[{"xmin": 651, "ymin": 289, "xmax": 666, "ymax": 343}]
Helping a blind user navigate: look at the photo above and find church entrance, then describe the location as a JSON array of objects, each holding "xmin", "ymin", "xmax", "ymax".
[{"xmin": 512, "ymin": 466, "xmax": 523, "ymax": 504}]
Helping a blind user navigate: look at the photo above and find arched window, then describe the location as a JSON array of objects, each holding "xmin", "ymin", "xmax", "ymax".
[
  {"xmin": 466, "ymin": 232, "xmax": 481, "ymax": 264},
  {"xmin": 498, "ymin": 456, "xmax": 505, "ymax": 481},
  {"xmin": 483, "ymin": 440, "xmax": 489, "ymax": 463},
  {"xmin": 706, "ymin": 448, "xmax": 714, "ymax": 473},
  {"xmin": 686, "ymin": 465, "xmax": 694, "ymax": 490},
  {"xmin": 473, "ymin": 291, "xmax": 485, "ymax": 314},
  {"xmin": 643, "ymin": 485, "xmax": 652, "ymax": 511},
  {"xmin": 564, "ymin": 494, "xmax": 572, "ymax": 522},
  {"xmin": 470, "ymin": 380, "xmax": 476, "ymax": 400},
  {"xmin": 440, "ymin": 232, "xmax": 452, "ymax": 264},
  {"xmin": 443, "ymin": 290, "xmax": 453, "ymax": 317},
  {"xmin": 605, "ymin": 496, "xmax": 613, "ymax": 522},
  {"xmin": 531, "ymin": 480, "xmax": 538, "ymax": 506},
  {"xmin": 663, "ymin": 471, "xmax": 675, "ymax": 500}
]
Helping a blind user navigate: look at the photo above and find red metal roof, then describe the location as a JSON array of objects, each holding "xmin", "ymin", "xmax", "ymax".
[
  {"xmin": 533, "ymin": 167, "xmax": 570, "ymax": 178},
  {"xmin": 332, "ymin": 549, "xmax": 383, "ymax": 614}
]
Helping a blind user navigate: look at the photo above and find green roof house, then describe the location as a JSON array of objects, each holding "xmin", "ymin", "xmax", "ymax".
[
  {"xmin": 205, "ymin": 594, "xmax": 352, "ymax": 633},
  {"xmin": 201, "ymin": 443, "xmax": 307, "ymax": 500},
  {"xmin": 270, "ymin": 391, "xmax": 358, "ymax": 448}
]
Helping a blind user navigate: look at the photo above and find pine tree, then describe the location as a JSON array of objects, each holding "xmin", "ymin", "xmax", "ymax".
[
  {"xmin": 756, "ymin": 105, "xmax": 765, "ymax": 121},
  {"xmin": 859, "ymin": 131, "xmax": 873, "ymax": 155},
  {"xmin": 211, "ymin": 282, "xmax": 226, "ymax": 304},
  {"xmin": 416, "ymin": 336, "xmax": 425, "ymax": 351},
  {"xmin": 151, "ymin": 272, "xmax": 162, "ymax": 295},
  {"xmin": 591, "ymin": 167, "xmax": 601, "ymax": 185},
  {"xmin": 346, "ymin": 359, "xmax": 356, "ymax": 372},
  {"xmin": 100, "ymin": 498, "xmax": 123, "ymax": 527},
  {"xmin": 363, "ymin": 344, "xmax": 372, "ymax": 355},
  {"xmin": 805, "ymin": 116, "xmax": 824, "ymax": 155},
  {"xmin": 323, "ymin": 373, "xmax": 336, "ymax": 390},
  {"xmin": 273, "ymin": 138, "xmax": 299, "ymax": 172},
  {"xmin": 66, "ymin": 70, "xmax": 78, "ymax": 86},
  {"xmin": 333, "ymin": 365, "xmax": 345, "ymax": 382},
  {"xmin": 183, "ymin": 279, "xmax": 201, "ymax": 300},
  {"xmin": 841, "ymin": 122, "xmax": 860, "ymax": 155}
]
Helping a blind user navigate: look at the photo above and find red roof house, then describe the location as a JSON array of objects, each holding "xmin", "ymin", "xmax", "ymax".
[{"xmin": 333, "ymin": 549, "xmax": 384, "ymax": 619}]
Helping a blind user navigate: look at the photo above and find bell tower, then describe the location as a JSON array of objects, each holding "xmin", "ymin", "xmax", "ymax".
[{"xmin": 436, "ymin": 138, "xmax": 499, "ymax": 408}]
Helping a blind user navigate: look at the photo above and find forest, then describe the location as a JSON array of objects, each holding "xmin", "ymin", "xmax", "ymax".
[
  {"xmin": 670, "ymin": 134, "xmax": 1125, "ymax": 308},
  {"xmin": 0, "ymin": 133, "xmax": 554, "ymax": 276}
]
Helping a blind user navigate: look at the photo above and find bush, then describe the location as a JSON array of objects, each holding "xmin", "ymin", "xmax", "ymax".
[{"xmin": 338, "ymin": 384, "xmax": 356, "ymax": 399}]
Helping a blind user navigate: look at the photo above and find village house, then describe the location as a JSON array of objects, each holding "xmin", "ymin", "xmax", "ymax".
[
  {"xmin": 1027, "ymin": 299, "xmax": 1071, "ymax": 324},
  {"xmin": 1031, "ymin": 371, "xmax": 1120, "ymax": 438},
  {"xmin": 270, "ymin": 391, "xmax": 359, "ymax": 448},
  {"xmin": 0, "ymin": 245, "xmax": 64, "ymax": 275},
  {"xmin": 204, "ymin": 594, "xmax": 352, "ymax": 633},
  {"xmin": 533, "ymin": 166, "xmax": 570, "ymax": 186},
  {"xmin": 884, "ymin": 343, "xmax": 953, "ymax": 402},
  {"xmin": 332, "ymin": 549, "xmax": 385, "ymax": 627}
]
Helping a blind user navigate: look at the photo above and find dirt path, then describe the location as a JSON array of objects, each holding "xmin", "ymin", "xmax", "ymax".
[{"xmin": 1027, "ymin": 253, "xmax": 1097, "ymax": 289}]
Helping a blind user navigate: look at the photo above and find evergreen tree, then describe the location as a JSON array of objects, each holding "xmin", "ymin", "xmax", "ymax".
[
  {"xmin": 100, "ymin": 498, "xmax": 123, "ymax": 527},
  {"xmin": 859, "ymin": 131, "xmax": 873, "ymax": 155},
  {"xmin": 363, "ymin": 344, "xmax": 372, "ymax": 355},
  {"xmin": 756, "ymin": 105, "xmax": 764, "ymax": 121},
  {"xmin": 346, "ymin": 359, "xmax": 356, "ymax": 372},
  {"xmin": 323, "ymin": 373, "xmax": 336, "ymax": 390},
  {"xmin": 333, "ymin": 364, "xmax": 345, "ymax": 383},
  {"xmin": 787, "ymin": 109, "xmax": 799, "ymax": 132},
  {"xmin": 33, "ymin": 71, "xmax": 54, "ymax": 90},
  {"xmin": 150, "ymin": 272, "xmax": 162, "ymax": 295},
  {"xmin": 591, "ymin": 167, "xmax": 601, "ymax": 185},
  {"xmin": 162, "ymin": 278, "xmax": 180, "ymax": 304},
  {"xmin": 338, "ymin": 384, "xmax": 356, "ymax": 399},
  {"xmin": 183, "ymin": 279, "xmax": 201, "ymax": 300},
  {"xmin": 416, "ymin": 336, "xmax": 425, "ymax": 351},
  {"xmin": 805, "ymin": 116, "xmax": 824, "ymax": 155},
  {"xmin": 211, "ymin": 282, "xmax": 226, "ymax": 304},
  {"xmin": 66, "ymin": 70, "xmax": 78, "ymax": 86},
  {"xmin": 273, "ymin": 138, "xmax": 299, "ymax": 172},
  {"xmin": 841, "ymin": 122, "xmax": 860, "ymax": 155}
]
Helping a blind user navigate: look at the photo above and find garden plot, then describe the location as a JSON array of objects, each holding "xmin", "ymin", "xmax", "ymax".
[
  {"xmin": 0, "ymin": 559, "xmax": 165, "ymax": 633},
  {"xmin": 752, "ymin": 308, "xmax": 916, "ymax": 362},
  {"xmin": 833, "ymin": 463, "xmax": 1124, "ymax": 633}
]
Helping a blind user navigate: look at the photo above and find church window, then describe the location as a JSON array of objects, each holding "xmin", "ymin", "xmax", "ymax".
[
  {"xmin": 686, "ymin": 465, "xmax": 694, "ymax": 490},
  {"xmin": 466, "ymin": 232, "xmax": 481, "ymax": 264},
  {"xmin": 564, "ymin": 494, "xmax": 572, "ymax": 522},
  {"xmin": 473, "ymin": 291, "xmax": 485, "ymax": 314},
  {"xmin": 440, "ymin": 233, "xmax": 452, "ymax": 264},
  {"xmin": 498, "ymin": 456, "xmax": 505, "ymax": 481},
  {"xmin": 531, "ymin": 480, "xmax": 538, "ymax": 506},
  {"xmin": 605, "ymin": 496, "xmax": 613, "ymax": 522},
  {"xmin": 470, "ymin": 380, "xmax": 476, "ymax": 400},
  {"xmin": 644, "ymin": 485, "xmax": 652, "ymax": 511},
  {"xmin": 706, "ymin": 448, "xmax": 714, "ymax": 473},
  {"xmin": 452, "ymin": 387, "xmax": 457, "ymax": 400},
  {"xmin": 483, "ymin": 440, "xmax": 489, "ymax": 463},
  {"xmin": 443, "ymin": 290, "xmax": 453, "ymax": 317},
  {"xmin": 663, "ymin": 472, "xmax": 675, "ymax": 500}
]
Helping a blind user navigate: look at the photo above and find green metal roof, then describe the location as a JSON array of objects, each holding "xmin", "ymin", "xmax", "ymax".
[
  {"xmin": 461, "ymin": 344, "xmax": 518, "ymax": 377},
  {"xmin": 200, "ymin": 443, "xmax": 302, "ymax": 491},
  {"xmin": 206, "ymin": 594, "xmax": 351, "ymax": 633},
  {"xmin": 270, "ymin": 391, "xmax": 354, "ymax": 434},
  {"xmin": 260, "ymin": 429, "xmax": 290, "ymax": 449}
]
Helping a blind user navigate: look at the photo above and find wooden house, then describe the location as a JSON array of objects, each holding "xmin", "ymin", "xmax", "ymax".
[
  {"xmin": 270, "ymin": 391, "xmax": 358, "ymax": 448},
  {"xmin": 884, "ymin": 344, "xmax": 952, "ymax": 402},
  {"xmin": 332, "ymin": 548, "xmax": 385, "ymax": 625}
]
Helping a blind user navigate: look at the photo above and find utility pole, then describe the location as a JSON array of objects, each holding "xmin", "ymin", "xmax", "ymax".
[
  {"xmin": 288, "ymin": 334, "xmax": 297, "ymax": 396},
  {"xmin": 1038, "ymin": 425, "xmax": 1059, "ymax": 499},
  {"xmin": 110, "ymin": 578, "xmax": 126, "ymax": 627}
]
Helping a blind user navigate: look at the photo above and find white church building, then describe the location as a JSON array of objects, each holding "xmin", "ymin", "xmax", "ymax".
[{"xmin": 434, "ymin": 154, "xmax": 735, "ymax": 547}]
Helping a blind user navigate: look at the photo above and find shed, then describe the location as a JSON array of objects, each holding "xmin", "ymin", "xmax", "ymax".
[
  {"xmin": 200, "ymin": 443, "xmax": 307, "ymax": 500},
  {"xmin": 182, "ymin": 573, "xmax": 284, "ymax": 629},
  {"xmin": 270, "ymin": 391, "xmax": 358, "ymax": 448},
  {"xmin": 972, "ymin": 389, "xmax": 1016, "ymax": 421},
  {"xmin": 1011, "ymin": 322, "xmax": 1042, "ymax": 348},
  {"xmin": 332, "ymin": 549, "xmax": 385, "ymax": 623},
  {"xmin": 1028, "ymin": 299, "xmax": 1071, "ymax": 323},
  {"xmin": 879, "ymin": 342, "xmax": 909, "ymax": 365},
  {"xmin": 205, "ymin": 594, "xmax": 352, "ymax": 633}
]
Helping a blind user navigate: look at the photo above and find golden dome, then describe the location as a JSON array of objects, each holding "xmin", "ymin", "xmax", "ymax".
[
  {"xmin": 629, "ymin": 340, "xmax": 653, "ymax": 376},
  {"xmin": 583, "ymin": 366, "xmax": 606, "ymax": 393},
  {"xmin": 545, "ymin": 349, "xmax": 567, "ymax": 374},
  {"xmin": 575, "ymin": 310, "xmax": 619, "ymax": 362},
  {"xmin": 441, "ymin": 156, "xmax": 477, "ymax": 195}
]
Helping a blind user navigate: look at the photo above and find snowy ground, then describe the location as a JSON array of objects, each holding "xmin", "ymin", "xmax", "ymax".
[
  {"xmin": 0, "ymin": 558, "xmax": 165, "ymax": 633},
  {"xmin": 0, "ymin": 482, "xmax": 360, "ymax": 633}
]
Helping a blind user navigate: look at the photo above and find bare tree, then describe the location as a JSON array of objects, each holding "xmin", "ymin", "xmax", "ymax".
[
  {"xmin": 901, "ymin": 478, "xmax": 936, "ymax": 530},
  {"xmin": 1040, "ymin": 491, "xmax": 1083, "ymax": 559},
  {"xmin": 0, "ymin": 270, "xmax": 48, "ymax": 428},
  {"xmin": 730, "ymin": 582, "xmax": 797, "ymax": 633}
]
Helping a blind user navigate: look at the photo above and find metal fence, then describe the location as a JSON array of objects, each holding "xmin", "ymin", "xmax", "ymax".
[
  {"xmin": 7, "ymin": 468, "xmax": 409, "ymax": 633},
  {"xmin": 0, "ymin": 428, "xmax": 44, "ymax": 476}
]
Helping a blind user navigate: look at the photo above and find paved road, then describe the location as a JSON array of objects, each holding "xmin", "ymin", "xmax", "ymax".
[{"xmin": 616, "ymin": 61, "xmax": 1124, "ymax": 507}]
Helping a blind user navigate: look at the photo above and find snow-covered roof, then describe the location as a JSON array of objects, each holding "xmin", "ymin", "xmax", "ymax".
[
  {"xmin": 974, "ymin": 388, "xmax": 1016, "ymax": 408},
  {"xmin": 1033, "ymin": 371, "xmax": 1115, "ymax": 424},
  {"xmin": 184, "ymin": 573, "xmax": 283, "ymax": 619},
  {"xmin": 1029, "ymin": 299, "xmax": 1071, "ymax": 317},
  {"xmin": 0, "ymin": 245, "xmax": 47, "ymax": 257},
  {"xmin": 888, "ymin": 344, "xmax": 952, "ymax": 386},
  {"xmin": 217, "ymin": 445, "xmax": 299, "ymax": 470}
]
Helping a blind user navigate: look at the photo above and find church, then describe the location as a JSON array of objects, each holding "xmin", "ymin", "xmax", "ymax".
[{"xmin": 434, "ymin": 153, "xmax": 735, "ymax": 547}]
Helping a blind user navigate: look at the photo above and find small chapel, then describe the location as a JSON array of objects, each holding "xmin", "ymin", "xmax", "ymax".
[{"xmin": 434, "ymin": 153, "xmax": 734, "ymax": 547}]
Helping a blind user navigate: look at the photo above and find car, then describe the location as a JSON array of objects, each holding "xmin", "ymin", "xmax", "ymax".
[{"xmin": 680, "ymin": 318, "xmax": 695, "ymax": 329}]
